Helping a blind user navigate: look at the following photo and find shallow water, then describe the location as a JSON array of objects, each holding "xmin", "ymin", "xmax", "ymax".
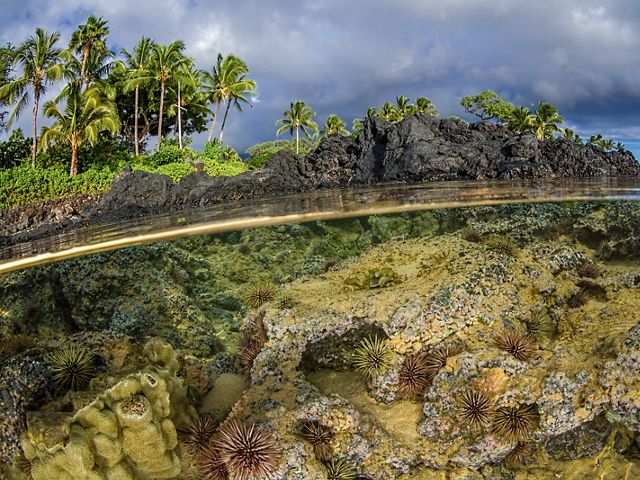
[{"xmin": 2, "ymin": 179, "xmax": 640, "ymax": 479}]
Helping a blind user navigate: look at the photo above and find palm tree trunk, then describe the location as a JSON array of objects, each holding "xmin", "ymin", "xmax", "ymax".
[
  {"xmin": 134, "ymin": 85, "xmax": 140, "ymax": 156},
  {"xmin": 218, "ymin": 100, "xmax": 232, "ymax": 144},
  {"xmin": 31, "ymin": 92, "xmax": 39, "ymax": 167},
  {"xmin": 157, "ymin": 81, "xmax": 165, "ymax": 149},
  {"xmin": 296, "ymin": 126, "xmax": 299, "ymax": 154},
  {"xmin": 207, "ymin": 100, "xmax": 221, "ymax": 143},
  {"xmin": 70, "ymin": 138, "xmax": 78, "ymax": 176},
  {"xmin": 81, "ymin": 45, "xmax": 90, "ymax": 89},
  {"xmin": 177, "ymin": 81, "xmax": 182, "ymax": 150}
]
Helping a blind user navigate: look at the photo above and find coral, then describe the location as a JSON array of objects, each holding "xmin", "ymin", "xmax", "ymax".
[
  {"xmin": 184, "ymin": 414, "xmax": 218, "ymax": 454},
  {"xmin": 567, "ymin": 287, "xmax": 589, "ymax": 308},
  {"xmin": 198, "ymin": 444, "xmax": 229, "ymax": 480},
  {"xmin": 492, "ymin": 404, "xmax": 540, "ymax": 442},
  {"xmin": 353, "ymin": 336, "xmax": 392, "ymax": 380},
  {"xmin": 397, "ymin": 353, "xmax": 430, "ymax": 397},
  {"xmin": 344, "ymin": 267, "xmax": 401, "ymax": 290},
  {"xmin": 22, "ymin": 339, "xmax": 196, "ymax": 480},
  {"xmin": 244, "ymin": 282, "xmax": 276, "ymax": 309},
  {"xmin": 494, "ymin": 330, "xmax": 536, "ymax": 361},
  {"xmin": 214, "ymin": 420, "xmax": 280, "ymax": 480},
  {"xmin": 485, "ymin": 236, "xmax": 519, "ymax": 257},
  {"xmin": 458, "ymin": 390, "xmax": 494, "ymax": 431},
  {"xmin": 300, "ymin": 421, "xmax": 333, "ymax": 462},
  {"xmin": 324, "ymin": 458, "xmax": 357, "ymax": 479},
  {"xmin": 576, "ymin": 259, "xmax": 601, "ymax": 278},
  {"xmin": 48, "ymin": 344, "xmax": 95, "ymax": 391}
]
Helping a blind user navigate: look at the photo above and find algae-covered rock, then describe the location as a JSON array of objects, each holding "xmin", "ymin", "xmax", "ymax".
[{"xmin": 21, "ymin": 339, "xmax": 195, "ymax": 480}]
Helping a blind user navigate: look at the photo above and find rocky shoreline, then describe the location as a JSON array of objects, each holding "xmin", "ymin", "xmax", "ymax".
[{"xmin": 1, "ymin": 114, "xmax": 639, "ymax": 249}]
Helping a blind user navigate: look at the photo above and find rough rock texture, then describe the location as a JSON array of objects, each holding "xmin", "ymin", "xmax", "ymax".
[{"xmin": 1, "ymin": 115, "xmax": 638, "ymax": 246}]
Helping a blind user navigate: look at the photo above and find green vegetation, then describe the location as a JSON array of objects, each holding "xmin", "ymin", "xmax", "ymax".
[
  {"xmin": 461, "ymin": 90, "xmax": 513, "ymax": 122},
  {"xmin": 275, "ymin": 100, "xmax": 318, "ymax": 154}
]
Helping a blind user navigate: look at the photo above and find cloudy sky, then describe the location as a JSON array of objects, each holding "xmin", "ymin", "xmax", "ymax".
[{"xmin": 1, "ymin": 0, "xmax": 640, "ymax": 155}]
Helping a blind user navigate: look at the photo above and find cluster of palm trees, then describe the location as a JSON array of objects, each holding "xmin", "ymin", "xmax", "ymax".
[
  {"xmin": 505, "ymin": 103, "xmax": 565, "ymax": 141},
  {"xmin": 0, "ymin": 16, "xmax": 257, "ymax": 175},
  {"xmin": 276, "ymin": 95, "xmax": 439, "ymax": 154}
]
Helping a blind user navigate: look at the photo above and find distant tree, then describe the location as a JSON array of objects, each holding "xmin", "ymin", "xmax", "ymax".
[
  {"xmin": 203, "ymin": 54, "xmax": 256, "ymax": 144},
  {"xmin": 321, "ymin": 114, "xmax": 349, "ymax": 136},
  {"xmin": 119, "ymin": 37, "xmax": 154, "ymax": 155},
  {"xmin": 0, "ymin": 44, "xmax": 14, "ymax": 133},
  {"xmin": 506, "ymin": 106, "xmax": 534, "ymax": 135},
  {"xmin": 589, "ymin": 134, "xmax": 615, "ymax": 151},
  {"xmin": 275, "ymin": 100, "xmax": 317, "ymax": 154},
  {"xmin": 145, "ymin": 41, "xmax": 190, "ymax": 148},
  {"xmin": 395, "ymin": 96, "xmax": 414, "ymax": 116},
  {"xmin": 461, "ymin": 90, "xmax": 513, "ymax": 122},
  {"xmin": 616, "ymin": 142, "xmax": 627, "ymax": 153},
  {"xmin": 68, "ymin": 15, "xmax": 110, "ymax": 89},
  {"xmin": 415, "ymin": 96, "xmax": 439, "ymax": 116},
  {"xmin": 532, "ymin": 102, "xmax": 564, "ymax": 140},
  {"xmin": 40, "ymin": 81, "xmax": 120, "ymax": 175},
  {"xmin": 378, "ymin": 101, "xmax": 402, "ymax": 122},
  {"xmin": 0, "ymin": 28, "xmax": 64, "ymax": 166},
  {"xmin": 352, "ymin": 107, "xmax": 377, "ymax": 135}
]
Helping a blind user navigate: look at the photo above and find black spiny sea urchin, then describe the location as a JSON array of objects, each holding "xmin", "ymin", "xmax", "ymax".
[
  {"xmin": 353, "ymin": 336, "xmax": 391, "ymax": 380},
  {"xmin": 300, "ymin": 421, "xmax": 333, "ymax": 462},
  {"xmin": 458, "ymin": 389, "xmax": 494, "ymax": 430},
  {"xmin": 486, "ymin": 236, "xmax": 519, "ymax": 257},
  {"xmin": 215, "ymin": 420, "xmax": 280, "ymax": 480},
  {"xmin": 244, "ymin": 282, "xmax": 276, "ymax": 309},
  {"xmin": 492, "ymin": 404, "xmax": 540, "ymax": 441},
  {"xmin": 325, "ymin": 458, "xmax": 357, "ymax": 480},
  {"xmin": 48, "ymin": 344, "xmax": 95, "ymax": 391},
  {"xmin": 504, "ymin": 441, "xmax": 532, "ymax": 466}
]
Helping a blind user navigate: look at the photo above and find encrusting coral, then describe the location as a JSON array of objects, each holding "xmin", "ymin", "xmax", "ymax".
[{"xmin": 21, "ymin": 338, "xmax": 196, "ymax": 480}]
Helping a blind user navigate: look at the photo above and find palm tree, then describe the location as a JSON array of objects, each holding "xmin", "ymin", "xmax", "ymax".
[
  {"xmin": 119, "ymin": 37, "xmax": 154, "ymax": 155},
  {"xmin": 395, "ymin": 96, "xmax": 415, "ymax": 116},
  {"xmin": 68, "ymin": 16, "xmax": 109, "ymax": 89},
  {"xmin": 203, "ymin": 54, "xmax": 256, "ymax": 144},
  {"xmin": 507, "ymin": 106, "xmax": 534, "ymax": 135},
  {"xmin": 0, "ymin": 28, "xmax": 64, "ymax": 166},
  {"xmin": 322, "ymin": 114, "xmax": 349, "ymax": 136},
  {"xmin": 352, "ymin": 107, "xmax": 377, "ymax": 135},
  {"xmin": 275, "ymin": 100, "xmax": 318, "ymax": 154},
  {"xmin": 378, "ymin": 101, "xmax": 402, "ymax": 123},
  {"xmin": 40, "ymin": 82, "xmax": 120, "ymax": 176},
  {"xmin": 532, "ymin": 102, "xmax": 564, "ymax": 140},
  {"xmin": 415, "ymin": 96, "xmax": 439, "ymax": 116},
  {"xmin": 144, "ymin": 41, "xmax": 189, "ymax": 148}
]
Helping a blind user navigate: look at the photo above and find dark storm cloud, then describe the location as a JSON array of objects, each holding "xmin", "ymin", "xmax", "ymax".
[{"xmin": 1, "ymin": 0, "xmax": 639, "ymax": 150}]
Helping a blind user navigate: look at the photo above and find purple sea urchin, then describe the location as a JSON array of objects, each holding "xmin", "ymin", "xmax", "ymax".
[
  {"xmin": 492, "ymin": 404, "xmax": 540, "ymax": 441},
  {"xmin": 494, "ymin": 330, "xmax": 536, "ymax": 361},
  {"xmin": 184, "ymin": 414, "xmax": 218, "ymax": 454},
  {"xmin": 198, "ymin": 443, "xmax": 229, "ymax": 480},
  {"xmin": 423, "ymin": 344, "xmax": 461, "ymax": 379},
  {"xmin": 458, "ymin": 389, "xmax": 494, "ymax": 430},
  {"xmin": 215, "ymin": 420, "xmax": 280, "ymax": 480},
  {"xmin": 397, "ymin": 353, "xmax": 430, "ymax": 397},
  {"xmin": 300, "ymin": 421, "xmax": 333, "ymax": 462}
]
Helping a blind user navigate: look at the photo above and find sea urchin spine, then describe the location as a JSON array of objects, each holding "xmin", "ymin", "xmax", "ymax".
[{"xmin": 48, "ymin": 344, "xmax": 95, "ymax": 391}]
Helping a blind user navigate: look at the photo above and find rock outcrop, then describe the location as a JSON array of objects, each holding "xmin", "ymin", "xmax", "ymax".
[{"xmin": 1, "ymin": 115, "xmax": 638, "ymax": 247}]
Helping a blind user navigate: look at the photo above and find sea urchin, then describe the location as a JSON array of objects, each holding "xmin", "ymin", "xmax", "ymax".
[
  {"xmin": 48, "ymin": 344, "xmax": 95, "ymax": 391},
  {"xmin": 494, "ymin": 330, "xmax": 536, "ymax": 361},
  {"xmin": 244, "ymin": 282, "xmax": 276, "ymax": 309},
  {"xmin": 397, "ymin": 353, "xmax": 430, "ymax": 396},
  {"xmin": 300, "ymin": 421, "xmax": 333, "ymax": 462},
  {"xmin": 215, "ymin": 420, "xmax": 280, "ymax": 480},
  {"xmin": 184, "ymin": 414, "xmax": 218, "ymax": 454},
  {"xmin": 325, "ymin": 458, "xmax": 357, "ymax": 480},
  {"xmin": 458, "ymin": 389, "xmax": 494, "ymax": 430},
  {"xmin": 353, "ymin": 336, "xmax": 391, "ymax": 380},
  {"xmin": 492, "ymin": 403, "xmax": 540, "ymax": 441}
]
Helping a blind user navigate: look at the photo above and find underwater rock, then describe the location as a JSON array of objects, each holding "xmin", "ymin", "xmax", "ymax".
[
  {"xmin": 544, "ymin": 414, "xmax": 613, "ymax": 460},
  {"xmin": 20, "ymin": 339, "xmax": 196, "ymax": 480},
  {"xmin": 0, "ymin": 353, "xmax": 52, "ymax": 464}
]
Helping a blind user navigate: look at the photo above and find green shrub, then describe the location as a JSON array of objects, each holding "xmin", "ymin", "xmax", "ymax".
[
  {"xmin": 149, "ymin": 143, "xmax": 198, "ymax": 166},
  {"xmin": 0, "ymin": 129, "xmax": 31, "ymax": 169},
  {"xmin": 0, "ymin": 162, "xmax": 116, "ymax": 209},
  {"xmin": 245, "ymin": 140, "xmax": 296, "ymax": 170}
]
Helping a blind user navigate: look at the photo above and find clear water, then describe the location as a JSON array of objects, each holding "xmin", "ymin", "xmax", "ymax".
[{"xmin": 2, "ymin": 179, "xmax": 640, "ymax": 480}]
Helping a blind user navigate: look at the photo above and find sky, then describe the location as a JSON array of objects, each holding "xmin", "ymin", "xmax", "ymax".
[{"xmin": 1, "ymin": 0, "xmax": 640, "ymax": 157}]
